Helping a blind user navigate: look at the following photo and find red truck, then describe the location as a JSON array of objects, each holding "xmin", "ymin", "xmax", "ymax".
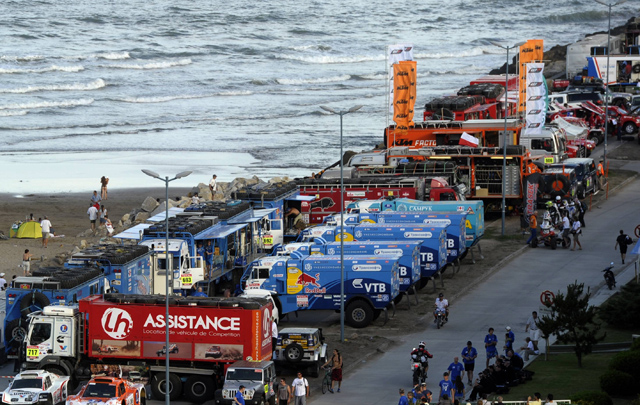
[{"xmin": 22, "ymin": 294, "xmax": 273, "ymax": 402}]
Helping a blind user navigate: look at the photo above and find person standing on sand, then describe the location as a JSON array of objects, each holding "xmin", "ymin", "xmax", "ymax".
[
  {"xmin": 40, "ymin": 216, "xmax": 52, "ymax": 248},
  {"xmin": 99, "ymin": 205, "xmax": 107, "ymax": 225},
  {"xmin": 87, "ymin": 203, "xmax": 99, "ymax": 233},
  {"xmin": 209, "ymin": 174, "xmax": 217, "ymax": 197},
  {"xmin": 100, "ymin": 176, "xmax": 109, "ymax": 200},
  {"xmin": 23, "ymin": 249, "xmax": 33, "ymax": 275}
]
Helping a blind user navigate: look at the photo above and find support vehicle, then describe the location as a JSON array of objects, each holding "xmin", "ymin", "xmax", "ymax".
[
  {"xmin": 21, "ymin": 294, "xmax": 273, "ymax": 403},
  {"xmin": 214, "ymin": 361, "xmax": 277, "ymax": 405},
  {"xmin": 274, "ymin": 328, "xmax": 327, "ymax": 377}
]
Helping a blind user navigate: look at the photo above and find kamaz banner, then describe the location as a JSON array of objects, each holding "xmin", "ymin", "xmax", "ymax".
[
  {"xmin": 524, "ymin": 63, "xmax": 546, "ymax": 135},
  {"xmin": 518, "ymin": 39, "xmax": 544, "ymax": 113},
  {"xmin": 393, "ymin": 61, "xmax": 417, "ymax": 131},
  {"xmin": 523, "ymin": 173, "xmax": 542, "ymax": 223},
  {"xmin": 388, "ymin": 44, "xmax": 414, "ymax": 112}
]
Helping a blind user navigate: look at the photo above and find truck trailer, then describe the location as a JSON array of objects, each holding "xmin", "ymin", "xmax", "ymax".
[{"xmin": 22, "ymin": 294, "xmax": 273, "ymax": 403}]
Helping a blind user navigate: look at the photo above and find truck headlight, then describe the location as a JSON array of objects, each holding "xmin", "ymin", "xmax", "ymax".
[{"xmin": 244, "ymin": 389, "xmax": 255, "ymax": 399}]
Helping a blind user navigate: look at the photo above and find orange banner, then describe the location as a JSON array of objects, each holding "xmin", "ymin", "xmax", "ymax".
[
  {"xmin": 393, "ymin": 61, "xmax": 417, "ymax": 131},
  {"xmin": 518, "ymin": 39, "xmax": 544, "ymax": 112}
]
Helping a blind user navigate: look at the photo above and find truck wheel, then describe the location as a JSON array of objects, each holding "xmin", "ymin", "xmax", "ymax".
[
  {"xmin": 151, "ymin": 373, "xmax": 182, "ymax": 401},
  {"xmin": 20, "ymin": 292, "xmax": 51, "ymax": 316},
  {"xmin": 346, "ymin": 300, "xmax": 374, "ymax": 328},
  {"xmin": 185, "ymin": 375, "xmax": 215, "ymax": 403},
  {"xmin": 624, "ymin": 122, "xmax": 637, "ymax": 134},
  {"xmin": 44, "ymin": 365, "xmax": 66, "ymax": 377},
  {"xmin": 284, "ymin": 343, "xmax": 304, "ymax": 363}
]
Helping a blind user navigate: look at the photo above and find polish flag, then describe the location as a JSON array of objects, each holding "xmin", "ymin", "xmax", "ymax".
[{"xmin": 459, "ymin": 132, "xmax": 479, "ymax": 147}]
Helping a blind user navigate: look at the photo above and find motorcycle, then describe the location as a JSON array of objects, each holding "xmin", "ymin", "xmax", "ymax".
[
  {"xmin": 410, "ymin": 353, "xmax": 428, "ymax": 385},
  {"xmin": 435, "ymin": 308, "xmax": 447, "ymax": 329},
  {"xmin": 531, "ymin": 210, "xmax": 568, "ymax": 250},
  {"xmin": 603, "ymin": 262, "xmax": 616, "ymax": 290}
]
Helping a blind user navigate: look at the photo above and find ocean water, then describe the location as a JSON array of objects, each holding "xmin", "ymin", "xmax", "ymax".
[{"xmin": 0, "ymin": 0, "xmax": 634, "ymax": 193}]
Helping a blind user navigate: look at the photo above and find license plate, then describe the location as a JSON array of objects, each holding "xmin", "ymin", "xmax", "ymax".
[
  {"xmin": 263, "ymin": 237, "xmax": 273, "ymax": 245},
  {"xmin": 26, "ymin": 348, "xmax": 39, "ymax": 357},
  {"xmin": 181, "ymin": 276, "xmax": 192, "ymax": 284}
]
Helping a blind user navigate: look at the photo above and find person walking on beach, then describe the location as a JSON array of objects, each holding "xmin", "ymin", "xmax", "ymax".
[
  {"xmin": 23, "ymin": 249, "xmax": 33, "ymax": 275},
  {"xmin": 87, "ymin": 203, "xmax": 99, "ymax": 233},
  {"xmin": 100, "ymin": 176, "xmax": 109, "ymax": 200},
  {"xmin": 91, "ymin": 190, "xmax": 102, "ymax": 208},
  {"xmin": 615, "ymin": 229, "xmax": 632, "ymax": 264},
  {"xmin": 40, "ymin": 216, "xmax": 52, "ymax": 248}
]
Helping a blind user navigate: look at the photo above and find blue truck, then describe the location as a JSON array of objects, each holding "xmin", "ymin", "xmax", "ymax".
[
  {"xmin": 243, "ymin": 252, "xmax": 401, "ymax": 328},
  {"xmin": 270, "ymin": 239, "xmax": 421, "ymax": 303},
  {"xmin": 325, "ymin": 212, "xmax": 468, "ymax": 264},
  {"xmin": 4, "ymin": 266, "xmax": 107, "ymax": 358},
  {"xmin": 297, "ymin": 223, "xmax": 447, "ymax": 280}
]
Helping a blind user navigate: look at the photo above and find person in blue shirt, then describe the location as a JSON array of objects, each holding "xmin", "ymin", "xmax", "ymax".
[
  {"xmin": 192, "ymin": 286, "xmax": 207, "ymax": 297},
  {"xmin": 484, "ymin": 327, "xmax": 498, "ymax": 368},
  {"xmin": 505, "ymin": 326, "xmax": 515, "ymax": 356},
  {"xmin": 447, "ymin": 357, "xmax": 464, "ymax": 383},
  {"xmin": 439, "ymin": 372, "xmax": 453, "ymax": 399},
  {"xmin": 461, "ymin": 341, "xmax": 478, "ymax": 385},
  {"xmin": 205, "ymin": 240, "xmax": 214, "ymax": 272},
  {"xmin": 234, "ymin": 385, "xmax": 245, "ymax": 405},
  {"xmin": 398, "ymin": 388, "xmax": 409, "ymax": 405},
  {"xmin": 196, "ymin": 242, "xmax": 205, "ymax": 270}
]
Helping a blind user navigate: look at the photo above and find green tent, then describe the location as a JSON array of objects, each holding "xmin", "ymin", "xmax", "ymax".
[{"xmin": 15, "ymin": 221, "xmax": 42, "ymax": 239}]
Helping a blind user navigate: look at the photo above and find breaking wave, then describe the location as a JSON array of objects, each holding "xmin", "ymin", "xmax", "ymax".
[
  {"xmin": 276, "ymin": 75, "xmax": 351, "ymax": 85},
  {"xmin": 0, "ymin": 110, "xmax": 28, "ymax": 116},
  {"xmin": 275, "ymin": 54, "xmax": 384, "ymax": 64},
  {"xmin": 103, "ymin": 58, "xmax": 192, "ymax": 69},
  {"xmin": 0, "ymin": 79, "xmax": 106, "ymax": 94},
  {"xmin": 0, "ymin": 55, "xmax": 45, "ymax": 62},
  {"xmin": 0, "ymin": 98, "xmax": 94, "ymax": 110},
  {"xmin": 0, "ymin": 65, "xmax": 85, "ymax": 74}
]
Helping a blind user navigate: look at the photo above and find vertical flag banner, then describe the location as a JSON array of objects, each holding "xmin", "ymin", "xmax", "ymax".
[
  {"xmin": 388, "ymin": 44, "xmax": 414, "ymax": 113},
  {"xmin": 518, "ymin": 39, "xmax": 544, "ymax": 113},
  {"xmin": 524, "ymin": 63, "xmax": 546, "ymax": 135},
  {"xmin": 393, "ymin": 60, "xmax": 417, "ymax": 130}
]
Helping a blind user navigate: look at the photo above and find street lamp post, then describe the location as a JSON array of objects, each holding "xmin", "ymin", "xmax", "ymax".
[
  {"xmin": 141, "ymin": 169, "xmax": 192, "ymax": 405},
  {"xmin": 490, "ymin": 41, "xmax": 526, "ymax": 236},
  {"xmin": 319, "ymin": 104, "xmax": 363, "ymax": 341},
  {"xmin": 594, "ymin": 0, "xmax": 627, "ymax": 169}
]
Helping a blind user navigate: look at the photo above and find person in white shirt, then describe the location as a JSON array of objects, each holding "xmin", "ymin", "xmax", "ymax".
[
  {"xmin": 519, "ymin": 337, "xmax": 539, "ymax": 361},
  {"xmin": 87, "ymin": 203, "xmax": 99, "ymax": 232},
  {"xmin": 40, "ymin": 216, "xmax": 52, "ymax": 248},
  {"xmin": 271, "ymin": 318, "xmax": 278, "ymax": 359},
  {"xmin": 291, "ymin": 372, "xmax": 309, "ymax": 405},
  {"xmin": 434, "ymin": 292, "xmax": 449, "ymax": 322},
  {"xmin": 561, "ymin": 214, "xmax": 571, "ymax": 248},
  {"xmin": 0, "ymin": 273, "xmax": 7, "ymax": 290},
  {"xmin": 209, "ymin": 174, "xmax": 217, "ymax": 196},
  {"xmin": 570, "ymin": 217, "xmax": 582, "ymax": 251}
]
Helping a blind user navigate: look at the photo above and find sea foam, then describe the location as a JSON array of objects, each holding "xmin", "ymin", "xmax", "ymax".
[
  {"xmin": 0, "ymin": 79, "xmax": 106, "ymax": 94},
  {"xmin": 0, "ymin": 98, "xmax": 94, "ymax": 110}
]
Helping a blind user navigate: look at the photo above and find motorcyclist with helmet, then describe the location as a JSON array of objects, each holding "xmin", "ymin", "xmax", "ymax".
[
  {"xmin": 434, "ymin": 293, "xmax": 449, "ymax": 322},
  {"xmin": 411, "ymin": 341, "xmax": 433, "ymax": 381}
]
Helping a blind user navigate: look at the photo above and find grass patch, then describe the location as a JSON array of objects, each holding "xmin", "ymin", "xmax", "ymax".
[{"xmin": 484, "ymin": 228, "xmax": 525, "ymax": 241}]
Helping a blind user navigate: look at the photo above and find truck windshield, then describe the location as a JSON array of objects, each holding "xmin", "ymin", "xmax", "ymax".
[
  {"xmin": 531, "ymin": 139, "xmax": 554, "ymax": 153},
  {"xmin": 29, "ymin": 323, "xmax": 52, "ymax": 345},
  {"xmin": 83, "ymin": 383, "xmax": 116, "ymax": 398},
  {"xmin": 12, "ymin": 379, "xmax": 42, "ymax": 389},
  {"xmin": 251, "ymin": 267, "xmax": 269, "ymax": 280},
  {"xmin": 226, "ymin": 369, "xmax": 263, "ymax": 381}
]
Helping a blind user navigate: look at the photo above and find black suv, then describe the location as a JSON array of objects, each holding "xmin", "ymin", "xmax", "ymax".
[{"xmin": 549, "ymin": 158, "xmax": 597, "ymax": 199}]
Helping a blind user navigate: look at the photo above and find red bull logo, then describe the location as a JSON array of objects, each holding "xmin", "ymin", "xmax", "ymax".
[{"xmin": 296, "ymin": 273, "xmax": 321, "ymax": 288}]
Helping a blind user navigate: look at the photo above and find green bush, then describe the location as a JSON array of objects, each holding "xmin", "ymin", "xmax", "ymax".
[
  {"xmin": 570, "ymin": 390, "xmax": 613, "ymax": 405},
  {"xmin": 599, "ymin": 369, "xmax": 637, "ymax": 396},
  {"xmin": 609, "ymin": 350, "xmax": 640, "ymax": 380},
  {"xmin": 599, "ymin": 283, "xmax": 640, "ymax": 329},
  {"xmin": 630, "ymin": 338, "xmax": 640, "ymax": 352}
]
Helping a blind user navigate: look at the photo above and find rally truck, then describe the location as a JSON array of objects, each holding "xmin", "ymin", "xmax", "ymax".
[
  {"xmin": 66, "ymin": 376, "xmax": 146, "ymax": 405},
  {"xmin": 21, "ymin": 294, "xmax": 273, "ymax": 403},
  {"xmin": 243, "ymin": 252, "xmax": 401, "ymax": 328},
  {"xmin": 1, "ymin": 370, "xmax": 70, "ymax": 405}
]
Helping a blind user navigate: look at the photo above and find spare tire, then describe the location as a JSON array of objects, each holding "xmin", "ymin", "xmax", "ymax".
[
  {"xmin": 284, "ymin": 343, "xmax": 304, "ymax": 363},
  {"xmin": 20, "ymin": 292, "xmax": 50, "ymax": 316},
  {"xmin": 545, "ymin": 174, "xmax": 571, "ymax": 200},
  {"xmin": 6, "ymin": 318, "xmax": 29, "ymax": 348}
]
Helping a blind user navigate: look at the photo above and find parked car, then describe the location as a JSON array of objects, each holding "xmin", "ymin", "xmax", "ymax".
[
  {"xmin": 606, "ymin": 105, "xmax": 640, "ymax": 135},
  {"xmin": 550, "ymin": 91, "xmax": 604, "ymax": 107},
  {"xmin": 549, "ymin": 158, "xmax": 597, "ymax": 199},
  {"xmin": 1, "ymin": 370, "xmax": 70, "ymax": 405},
  {"xmin": 274, "ymin": 327, "xmax": 328, "ymax": 377},
  {"xmin": 214, "ymin": 361, "xmax": 277, "ymax": 405},
  {"xmin": 67, "ymin": 376, "xmax": 146, "ymax": 405}
]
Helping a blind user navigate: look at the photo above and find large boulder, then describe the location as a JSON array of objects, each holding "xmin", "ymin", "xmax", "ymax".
[
  {"xmin": 121, "ymin": 213, "xmax": 130, "ymax": 223},
  {"xmin": 140, "ymin": 196, "xmax": 160, "ymax": 212},
  {"xmin": 135, "ymin": 212, "xmax": 150, "ymax": 223}
]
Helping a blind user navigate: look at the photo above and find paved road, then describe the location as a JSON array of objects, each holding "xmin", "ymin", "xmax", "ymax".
[{"xmin": 310, "ymin": 175, "xmax": 640, "ymax": 405}]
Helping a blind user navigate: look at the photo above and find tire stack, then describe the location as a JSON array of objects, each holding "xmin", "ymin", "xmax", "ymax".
[
  {"xmin": 70, "ymin": 244, "xmax": 150, "ymax": 266},
  {"xmin": 144, "ymin": 217, "xmax": 211, "ymax": 236},
  {"xmin": 458, "ymin": 83, "xmax": 504, "ymax": 100}
]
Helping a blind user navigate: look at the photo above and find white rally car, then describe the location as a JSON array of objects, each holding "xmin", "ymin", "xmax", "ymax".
[{"xmin": 1, "ymin": 370, "xmax": 70, "ymax": 405}]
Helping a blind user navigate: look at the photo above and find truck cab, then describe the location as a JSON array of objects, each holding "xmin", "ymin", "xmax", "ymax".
[
  {"xmin": 138, "ymin": 239, "xmax": 205, "ymax": 294},
  {"xmin": 519, "ymin": 127, "xmax": 567, "ymax": 164}
]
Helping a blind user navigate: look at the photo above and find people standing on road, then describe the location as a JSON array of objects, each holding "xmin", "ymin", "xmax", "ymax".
[
  {"xmin": 526, "ymin": 211, "xmax": 538, "ymax": 246},
  {"xmin": 87, "ymin": 203, "xmax": 99, "ymax": 233},
  {"xmin": 447, "ymin": 357, "xmax": 464, "ymax": 383},
  {"xmin": 100, "ymin": 176, "xmax": 109, "ymax": 200},
  {"xmin": 292, "ymin": 372, "xmax": 309, "ymax": 405},
  {"xmin": 40, "ymin": 216, "xmax": 52, "ymax": 248},
  {"xmin": 574, "ymin": 197, "xmax": 586, "ymax": 227},
  {"xmin": 597, "ymin": 158, "xmax": 605, "ymax": 191},
  {"xmin": 407, "ymin": 392, "xmax": 417, "ymax": 404},
  {"xmin": 453, "ymin": 376, "xmax": 465, "ymax": 402},
  {"xmin": 322, "ymin": 349, "xmax": 343, "ymax": 393},
  {"xmin": 614, "ymin": 229, "xmax": 632, "ymax": 264},
  {"xmin": 271, "ymin": 317, "xmax": 278, "ymax": 359},
  {"xmin": 519, "ymin": 337, "xmax": 539, "ymax": 361},
  {"xmin": 398, "ymin": 388, "xmax": 409, "ymax": 405},
  {"xmin": 439, "ymin": 372, "xmax": 453, "ymax": 400},
  {"xmin": 570, "ymin": 218, "xmax": 582, "ymax": 251},
  {"xmin": 560, "ymin": 213, "xmax": 571, "ymax": 248},
  {"xmin": 234, "ymin": 385, "xmax": 245, "ymax": 405},
  {"xmin": 277, "ymin": 378, "xmax": 291, "ymax": 405},
  {"xmin": 461, "ymin": 341, "xmax": 478, "ymax": 385},
  {"xmin": 484, "ymin": 328, "xmax": 498, "ymax": 368},
  {"xmin": 505, "ymin": 326, "xmax": 514, "ymax": 356},
  {"xmin": 525, "ymin": 311, "xmax": 540, "ymax": 351},
  {"xmin": 22, "ymin": 249, "xmax": 33, "ymax": 275}
]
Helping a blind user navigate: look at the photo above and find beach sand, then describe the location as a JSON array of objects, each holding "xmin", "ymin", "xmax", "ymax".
[{"xmin": 0, "ymin": 187, "xmax": 192, "ymax": 280}]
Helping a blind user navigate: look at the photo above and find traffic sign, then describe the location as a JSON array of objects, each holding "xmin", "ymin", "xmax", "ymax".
[{"xmin": 540, "ymin": 290, "xmax": 555, "ymax": 306}]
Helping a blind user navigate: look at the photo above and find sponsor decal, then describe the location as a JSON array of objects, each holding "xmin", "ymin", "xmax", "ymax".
[
  {"xmin": 404, "ymin": 232, "xmax": 432, "ymax": 238},
  {"xmin": 352, "ymin": 264, "xmax": 382, "ymax": 271},
  {"xmin": 143, "ymin": 313, "xmax": 241, "ymax": 331},
  {"xmin": 102, "ymin": 308, "xmax": 133, "ymax": 339},
  {"xmin": 60, "ymin": 324, "xmax": 68, "ymax": 333}
]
